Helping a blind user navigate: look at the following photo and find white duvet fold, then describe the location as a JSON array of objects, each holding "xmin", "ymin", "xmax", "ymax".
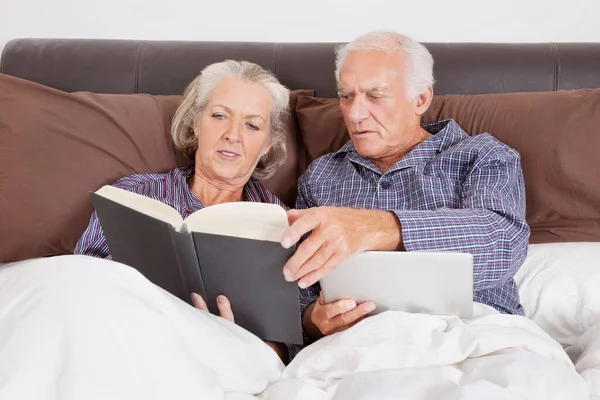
[
  {"xmin": 568, "ymin": 321, "xmax": 600, "ymax": 397},
  {"xmin": 0, "ymin": 255, "xmax": 594, "ymax": 400},
  {"xmin": 0, "ymin": 255, "xmax": 283, "ymax": 400},
  {"xmin": 262, "ymin": 306, "xmax": 590, "ymax": 400}
]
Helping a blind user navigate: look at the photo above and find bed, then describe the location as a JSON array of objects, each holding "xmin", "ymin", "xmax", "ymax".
[{"xmin": 1, "ymin": 38, "xmax": 599, "ymax": 399}]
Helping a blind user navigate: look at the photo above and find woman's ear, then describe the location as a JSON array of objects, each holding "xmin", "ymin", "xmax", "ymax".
[
  {"xmin": 262, "ymin": 140, "xmax": 273, "ymax": 157},
  {"xmin": 193, "ymin": 121, "xmax": 200, "ymax": 137}
]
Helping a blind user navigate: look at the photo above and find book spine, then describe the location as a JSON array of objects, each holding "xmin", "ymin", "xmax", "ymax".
[{"xmin": 168, "ymin": 229, "xmax": 208, "ymax": 306}]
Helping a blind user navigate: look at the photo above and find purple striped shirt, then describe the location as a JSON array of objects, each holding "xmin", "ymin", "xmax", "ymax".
[
  {"xmin": 74, "ymin": 165, "xmax": 286, "ymax": 258},
  {"xmin": 296, "ymin": 119, "xmax": 530, "ymax": 345}
]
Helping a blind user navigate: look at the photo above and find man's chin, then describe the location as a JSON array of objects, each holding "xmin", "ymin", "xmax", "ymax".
[{"xmin": 352, "ymin": 141, "xmax": 381, "ymax": 159}]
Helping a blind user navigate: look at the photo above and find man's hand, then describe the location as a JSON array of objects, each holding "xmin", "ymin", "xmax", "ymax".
[
  {"xmin": 304, "ymin": 292, "xmax": 376, "ymax": 337},
  {"xmin": 281, "ymin": 207, "xmax": 403, "ymax": 288}
]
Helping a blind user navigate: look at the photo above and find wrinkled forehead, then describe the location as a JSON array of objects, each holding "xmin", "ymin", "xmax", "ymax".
[
  {"xmin": 338, "ymin": 50, "xmax": 405, "ymax": 91},
  {"xmin": 207, "ymin": 78, "xmax": 272, "ymax": 117}
]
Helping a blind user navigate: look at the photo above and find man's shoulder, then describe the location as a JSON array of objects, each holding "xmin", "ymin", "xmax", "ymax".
[
  {"xmin": 439, "ymin": 123, "xmax": 521, "ymax": 165},
  {"xmin": 301, "ymin": 149, "xmax": 351, "ymax": 183}
]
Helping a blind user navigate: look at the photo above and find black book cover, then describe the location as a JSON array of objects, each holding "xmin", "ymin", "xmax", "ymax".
[{"xmin": 90, "ymin": 192, "xmax": 303, "ymax": 344}]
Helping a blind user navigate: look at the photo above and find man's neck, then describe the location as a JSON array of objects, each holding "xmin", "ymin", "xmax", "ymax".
[{"xmin": 371, "ymin": 127, "xmax": 432, "ymax": 173}]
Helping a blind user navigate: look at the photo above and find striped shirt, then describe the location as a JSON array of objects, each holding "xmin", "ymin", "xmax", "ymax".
[
  {"xmin": 74, "ymin": 165, "xmax": 286, "ymax": 258},
  {"xmin": 296, "ymin": 119, "xmax": 530, "ymax": 346}
]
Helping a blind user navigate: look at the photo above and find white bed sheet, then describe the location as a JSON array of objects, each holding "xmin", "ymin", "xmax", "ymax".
[
  {"xmin": 568, "ymin": 321, "xmax": 600, "ymax": 398},
  {"xmin": 0, "ymin": 255, "xmax": 595, "ymax": 400}
]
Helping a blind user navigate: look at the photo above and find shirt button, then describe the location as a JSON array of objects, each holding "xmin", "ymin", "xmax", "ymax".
[{"xmin": 380, "ymin": 180, "xmax": 391, "ymax": 189}]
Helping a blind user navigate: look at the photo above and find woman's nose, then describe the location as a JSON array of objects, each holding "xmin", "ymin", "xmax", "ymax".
[{"xmin": 223, "ymin": 120, "xmax": 241, "ymax": 142}]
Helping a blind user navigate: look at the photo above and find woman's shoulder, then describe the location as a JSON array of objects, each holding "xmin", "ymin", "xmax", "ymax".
[{"xmin": 112, "ymin": 166, "xmax": 193, "ymax": 194}]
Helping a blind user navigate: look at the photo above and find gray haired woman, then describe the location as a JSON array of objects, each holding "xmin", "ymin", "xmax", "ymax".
[{"xmin": 75, "ymin": 60, "xmax": 291, "ymax": 361}]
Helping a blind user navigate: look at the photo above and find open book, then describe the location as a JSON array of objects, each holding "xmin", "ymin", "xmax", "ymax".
[{"xmin": 90, "ymin": 185, "xmax": 303, "ymax": 344}]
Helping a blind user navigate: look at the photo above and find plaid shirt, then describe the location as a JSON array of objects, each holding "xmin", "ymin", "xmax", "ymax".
[{"xmin": 296, "ymin": 119, "xmax": 530, "ymax": 347}]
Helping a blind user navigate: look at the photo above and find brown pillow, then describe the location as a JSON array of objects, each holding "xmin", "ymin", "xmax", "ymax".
[
  {"xmin": 0, "ymin": 74, "xmax": 314, "ymax": 262},
  {"xmin": 0, "ymin": 73, "xmax": 183, "ymax": 262},
  {"xmin": 294, "ymin": 90, "xmax": 600, "ymax": 244},
  {"xmin": 262, "ymin": 89, "xmax": 315, "ymax": 207}
]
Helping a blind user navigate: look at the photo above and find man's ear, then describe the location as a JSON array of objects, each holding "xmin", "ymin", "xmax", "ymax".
[{"xmin": 415, "ymin": 86, "xmax": 434, "ymax": 117}]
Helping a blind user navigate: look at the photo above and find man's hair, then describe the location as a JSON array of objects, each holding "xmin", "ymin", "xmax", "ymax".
[
  {"xmin": 335, "ymin": 30, "xmax": 435, "ymax": 100},
  {"xmin": 171, "ymin": 60, "xmax": 290, "ymax": 180}
]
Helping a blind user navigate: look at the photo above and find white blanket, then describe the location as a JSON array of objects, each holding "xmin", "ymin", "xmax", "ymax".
[
  {"xmin": 0, "ymin": 255, "xmax": 283, "ymax": 400},
  {"xmin": 262, "ymin": 308, "xmax": 589, "ymax": 400},
  {"xmin": 568, "ymin": 321, "xmax": 600, "ymax": 398},
  {"xmin": 0, "ymin": 256, "xmax": 593, "ymax": 399}
]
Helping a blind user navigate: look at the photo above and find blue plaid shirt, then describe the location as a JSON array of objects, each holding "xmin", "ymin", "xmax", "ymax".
[{"xmin": 296, "ymin": 119, "xmax": 530, "ymax": 344}]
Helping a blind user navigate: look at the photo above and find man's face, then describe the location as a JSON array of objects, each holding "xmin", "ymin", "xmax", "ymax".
[{"xmin": 338, "ymin": 50, "xmax": 421, "ymax": 162}]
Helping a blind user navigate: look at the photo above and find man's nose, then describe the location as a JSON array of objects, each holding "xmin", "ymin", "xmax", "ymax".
[{"xmin": 346, "ymin": 97, "xmax": 370, "ymax": 124}]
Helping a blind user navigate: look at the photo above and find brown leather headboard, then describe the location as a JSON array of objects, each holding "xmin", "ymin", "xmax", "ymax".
[{"xmin": 2, "ymin": 39, "xmax": 600, "ymax": 96}]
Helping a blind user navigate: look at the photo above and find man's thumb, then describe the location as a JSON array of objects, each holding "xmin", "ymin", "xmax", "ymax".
[{"xmin": 286, "ymin": 208, "xmax": 308, "ymax": 224}]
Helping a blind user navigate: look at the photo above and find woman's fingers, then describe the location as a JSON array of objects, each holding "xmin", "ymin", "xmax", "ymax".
[
  {"xmin": 191, "ymin": 292, "xmax": 208, "ymax": 311},
  {"xmin": 192, "ymin": 293, "xmax": 235, "ymax": 323},
  {"xmin": 216, "ymin": 295, "xmax": 235, "ymax": 322}
]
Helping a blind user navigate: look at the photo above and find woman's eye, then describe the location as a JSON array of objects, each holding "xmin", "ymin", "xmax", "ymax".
[
  {"xmin": 212, "ymin": 113, "xmax": 226, "ymax": 120},
  {"xmin": 247, "ymin": 123, "xmax": 260, "ymax": 131}
]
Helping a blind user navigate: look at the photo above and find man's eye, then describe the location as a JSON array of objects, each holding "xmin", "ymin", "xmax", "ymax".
[
  {"xmin": 212, "ymin": 113, "xmax": 226, "ymax": 120},
  {"xmin": 340, "ymin": 94, "xmax": 353, "ymax": 101}
]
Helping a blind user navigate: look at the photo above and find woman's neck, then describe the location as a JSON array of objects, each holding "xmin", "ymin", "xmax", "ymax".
[{"xmin": 188, "ymin": 171, "xmax": 245, "ymax": 207}]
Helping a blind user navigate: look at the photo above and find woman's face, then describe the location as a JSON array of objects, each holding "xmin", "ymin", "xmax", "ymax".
[{"xmin": 193, "ymin": 78, "xmax": 272, "ymax": 187}]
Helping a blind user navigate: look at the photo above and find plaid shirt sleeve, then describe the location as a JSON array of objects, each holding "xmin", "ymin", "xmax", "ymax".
[
  {"xmin": 284, "ymin": 171, "xmax": 322, "ymax": 360},
  {"xmin": 394, "ymin": 152, "xmax": 530, "ymax": 291}
]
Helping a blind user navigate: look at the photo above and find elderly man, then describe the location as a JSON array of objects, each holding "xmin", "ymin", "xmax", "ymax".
[{"xmin": 280, "ymin": 30, "xmax": 530, "ymax": 344}]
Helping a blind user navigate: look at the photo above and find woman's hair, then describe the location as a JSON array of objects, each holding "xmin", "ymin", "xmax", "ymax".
[
  {"xmin": 334, "ymin": 30, "xmax": 435, "ymax": 100},
  {"xmin": 171, "ymin": 60, "xmax": 290, "ymax": 180}
]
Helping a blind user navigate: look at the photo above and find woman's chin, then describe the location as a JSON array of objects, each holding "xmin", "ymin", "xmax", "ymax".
[{"xmin": 210, "ymin": 167, "xmax": 249, "ymax": 184}]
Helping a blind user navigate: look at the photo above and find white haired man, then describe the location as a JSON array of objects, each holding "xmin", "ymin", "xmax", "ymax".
[{"xmin": 280, "ymin": 31, "xmax": 530, "ymax": 348}]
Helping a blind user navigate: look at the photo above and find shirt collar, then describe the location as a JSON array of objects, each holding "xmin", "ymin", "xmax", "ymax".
[
  {"xmin": 335, "ymin": 119, "xmax": 467, "ymax": 173},
  {"xmin": 176, "ymin": 165, "xmax": 203, "ymax": 213}
]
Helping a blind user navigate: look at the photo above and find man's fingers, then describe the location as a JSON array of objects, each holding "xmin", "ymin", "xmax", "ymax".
[
  {"xmin": 297, "ymin": 252, "xmax": 345, "ymax": 289},
  {"xmin": 216, "ymin": 295, "xmax": 235, "ymax": 322},
  {"xmin": 282, "ymin": 234, "xmax": 324, "ymax": 280},
  {"xmin": 330, "ymin": 314, "xmax": 369, "ymax": 335},
  {"xmin": 320, "ymin": 299, "xmax": 358, "ymax": 320},
  {"xmin": 317, "ymin": 291, "xmax": 325, "ymax": 305},
  {"xmin": 281, "ymin": 209, "xmax": 321, "ymax": 249},
  {"xmin": 330, "ymin": 301, "xmax": 376, "ymax": 328},
  {"xmin": 191, "ymin": 292, "xmax": 208, "ymax": 311},
  {"xmin": 286, "ymin": 208, "xmax": 308, "ymax": 225},
  {"xmin": 291, "ymin": 240, "xmax": 334, "ymax": 282}
]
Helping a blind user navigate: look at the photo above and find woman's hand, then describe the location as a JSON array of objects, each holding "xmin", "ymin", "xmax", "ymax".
[
  {"xmin": 191, "ymin": 293, "xmax": 289, "ymax": 363},
  {"xmin": 192, "ymin": 292, "xmax": 234, "ymax": 322}
]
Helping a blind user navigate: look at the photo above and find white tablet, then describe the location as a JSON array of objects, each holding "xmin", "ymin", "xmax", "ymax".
[{"xmin": 320, "ymin": 251, "xmax": 474, "ymax": 319}]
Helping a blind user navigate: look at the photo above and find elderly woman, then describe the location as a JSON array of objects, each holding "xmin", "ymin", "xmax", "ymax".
[{"xmin": 74, "ymin": 60, "xmax": 292, "ymax": 362}]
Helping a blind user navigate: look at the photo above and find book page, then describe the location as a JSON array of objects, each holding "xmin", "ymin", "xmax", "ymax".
[
  {"xmin": 182, "ymin": 202, "xmax": 288, "ymax": 242},
  {"xmin": 94, "ymin": 185, "xmax": 184, "ymax": 230}
]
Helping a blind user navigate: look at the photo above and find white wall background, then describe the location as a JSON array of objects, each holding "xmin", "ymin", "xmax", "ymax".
[{"xmin": 1, "ymin": 0, "xmax": 599, "ymax": 52}]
